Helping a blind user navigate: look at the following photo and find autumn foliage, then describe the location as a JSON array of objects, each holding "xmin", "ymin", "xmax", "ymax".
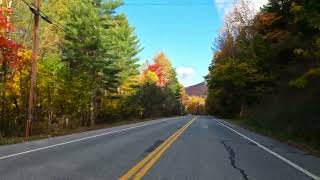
[
  {"xmin": 144, "ymin": 52, "xmax": 176, "ymax": 87},
  {"xmin": 206, "ymin": 0, "xmax": 320, "ymax": 150},
  {"xmin": 133, "ymin": 52, "xmax": 183, "ymax": 117},
  {"xmin": 0, "ymin": 1, "xmax": 185, "ymax": 139},
  {"xmin": 0, "ymin": 4, "xmax": 24, "ymax": 69},
  {"xmin": 183, "ymin": 96, "xmax": 205, "ymax": 115}
]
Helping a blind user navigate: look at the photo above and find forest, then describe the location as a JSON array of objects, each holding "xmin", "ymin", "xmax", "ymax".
[
  {"xmin": 2, "ymin": 0, "xmax": 318, "ymax": 153},
  {"xmin": 206, "ymin": 0, "xmax": 320, "ymax": 151},
  {"xmin": 0, "ymin": 0, "xmax": 183, "ymax": 139}
]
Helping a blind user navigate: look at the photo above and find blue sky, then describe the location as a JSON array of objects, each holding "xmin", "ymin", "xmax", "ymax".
[{"xmin": 118, "ymin": 0, "xmax": 265, "ymax": 87}]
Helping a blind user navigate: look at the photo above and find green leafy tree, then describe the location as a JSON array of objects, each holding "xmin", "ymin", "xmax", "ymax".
[{"xmin": 206, "ymin": 0, "xmax": 320, "ymax": 148}]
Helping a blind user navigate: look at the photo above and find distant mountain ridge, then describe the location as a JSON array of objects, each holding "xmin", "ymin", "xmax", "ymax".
[{"xmin": 185, "ymin": 82, "xmax": 207, "ymax": 97}]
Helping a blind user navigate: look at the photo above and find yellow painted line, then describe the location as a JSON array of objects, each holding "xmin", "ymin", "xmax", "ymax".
[
  {"xmin": 119, "ymin": 117, "xmax": 197, "ymax": 180},
  {"xmin": 119, "ymin": 118, "xmax": 195, "ymax": 180},
  {"xmin": 133, "ymin": 118, "xmax": 196, "ymax": 179},
  {"xmin": 119, "ymin": 124, "xmax": 186, "ymax": 180}
]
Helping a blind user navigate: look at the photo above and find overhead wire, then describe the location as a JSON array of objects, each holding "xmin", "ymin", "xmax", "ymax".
[
  {"xmin": 122, "ymin": 1, "xmax": 267, "ymax": 6},
  {"xmin": 18, "ymin": 0, "xmax": 81, "ymax": 41},
  {"xmin": 18, "ymin": 0, "xmax": 265, "ymax": 41}
]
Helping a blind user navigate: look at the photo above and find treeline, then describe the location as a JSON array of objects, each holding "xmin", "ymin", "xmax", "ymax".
[
  {"xmin": 183, "ymin": 96, "xmax": 206, "ymax": 115},
  {"xmin": 0, "ymin": 0, "xmax": 182, "ymax": 138},
  {"xmin": 131, "ymin": 52, "xmax": 183, "ymax": 118},
  {"xmin": 206, "ymin": 0, "xmax": 320, "ymax": 149}
]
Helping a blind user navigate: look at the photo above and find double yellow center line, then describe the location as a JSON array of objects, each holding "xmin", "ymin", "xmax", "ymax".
[{"xmin": 119, "ymin": 117, "xmax": 198, "ymax": 180}]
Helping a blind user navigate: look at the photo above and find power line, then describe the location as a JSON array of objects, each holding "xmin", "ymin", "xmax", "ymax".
[
  {"xmin": 124, "ymin": 3, "xmax": 213, "ymax": 6},
  {"xmin": 20, "ymin": 0, "xmax": 50, "ymax": 23},
  {"xmin": 17, "ymin": 0, "xmax": 265, "ymax": 40},
  {"xmin": 18, "ymin": 0, "xmax": 81, "ymax": 41},
  {"xmin": 20, "ymin": 0, "xmax": 48, "ymax": 17},
  {"xmin": 123, "ymin": 2, "xmax": 267, "ymax": 6}
]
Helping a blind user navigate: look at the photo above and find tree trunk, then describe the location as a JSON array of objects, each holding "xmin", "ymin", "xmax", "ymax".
[
  {"xmin": 47, "ymin": 85, "xmax": 53, "ymax": 133},
  {"xmin": 13, "ymin": 95, "xmax": 20, "ymax": 114},
  {"xmin": 90, "ymin": 91, "xmax": 95, "ymax": 126},
  {"xmin": 19, "ymin": 70, "xmax": 27, "ymax": 116},
  {"xmin": 1, "ymin": 62, "xmax": 7, "ymax": 129},
  {"xmin": 239, "ymin": 97, "xmax": 248, "ymax": 118}
]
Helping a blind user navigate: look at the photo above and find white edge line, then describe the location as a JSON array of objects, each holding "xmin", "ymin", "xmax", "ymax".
[
  {"xmin": 0, "ymin": 117, "xmax": 182, "ymax": 161},
  {"xmin": 216, "ymin": 120, "xmax": 320, "ymax": 180}
]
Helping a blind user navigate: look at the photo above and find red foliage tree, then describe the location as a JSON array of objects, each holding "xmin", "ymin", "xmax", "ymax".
[
  {"xmin": 0, "ymin": 5, "xmax": 24, "ymax": 73},
  {"xmin": 146, "ymin": 63, "xmax": 168, "ymax": 87}
]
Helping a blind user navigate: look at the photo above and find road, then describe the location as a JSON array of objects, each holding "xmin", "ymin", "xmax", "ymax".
[{"xmin": 0, "ymin": 116, "xmax": 319, "ymax": 180}]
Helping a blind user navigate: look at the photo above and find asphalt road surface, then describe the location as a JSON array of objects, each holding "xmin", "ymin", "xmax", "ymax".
[{"xmin": 0, "ymin": 116, "xmax": 319, "ymax": 180}]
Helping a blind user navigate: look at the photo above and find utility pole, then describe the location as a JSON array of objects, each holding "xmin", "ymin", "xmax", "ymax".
[{"xmin": 26, "ymin": 0, "xmax": 41, "ymax": 137}]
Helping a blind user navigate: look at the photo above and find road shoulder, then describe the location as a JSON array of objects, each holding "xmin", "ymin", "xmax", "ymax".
[
  {"xmin": 216, "ymin": 117, "xmax": 320, "ymax": 178},
  {"xmin": 0, "ymin": 116, "xmax": 183, "ymax": 159}
]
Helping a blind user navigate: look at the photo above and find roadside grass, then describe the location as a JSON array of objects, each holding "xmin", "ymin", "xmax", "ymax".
[
  {"xmin": 0, "ymin": 116, "xmax": 177, "ymax": 146},
  {"xmin": 218, "ymin": 88, "xmax": 320, "ymax": 158},
  {"xmin": 222, "ymin": 118, "xmax": 320, "ymax": 158}
]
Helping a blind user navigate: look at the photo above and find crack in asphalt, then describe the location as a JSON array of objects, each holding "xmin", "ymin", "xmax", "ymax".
[
  {"xmin": 221, "ymin": 141, "xmax": 249, "ymax": 180},
  {"xmin": 144, "ymin": 140, "xmax": 164, "ymax": 153}
]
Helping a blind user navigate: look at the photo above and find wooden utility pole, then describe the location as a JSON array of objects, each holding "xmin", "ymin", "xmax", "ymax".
[{"xmin": 26, "ymin": 0, "xmax": 41, "ymax": 137}]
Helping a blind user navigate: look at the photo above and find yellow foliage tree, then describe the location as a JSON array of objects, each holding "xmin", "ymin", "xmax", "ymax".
[
  {"xmin": 184, "ymin": 96, "xmax": 206, "ymax": 115},
  {"xmin": 141, "ymin": 70, "xmax": 160, "ymax": 85}
]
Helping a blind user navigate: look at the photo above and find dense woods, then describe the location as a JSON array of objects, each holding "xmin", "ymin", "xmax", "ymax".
[
  {"xmin": 206, "ymin": 0, "xmax": 320, "ymax": 149},
  {"xmin": 129, "ymin": 52, "xmax": 183, "ymax": 118},
  {"xmin": 1, "ymin": 0, "xmax": 318, "ymax": 152},
  {"xmin": 183, "ymin": 96, "xmax": 206, "ymax": 115},
  {"xmin": 0, "ymin": 0, "xmax": 183, "ymax": 139}
]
